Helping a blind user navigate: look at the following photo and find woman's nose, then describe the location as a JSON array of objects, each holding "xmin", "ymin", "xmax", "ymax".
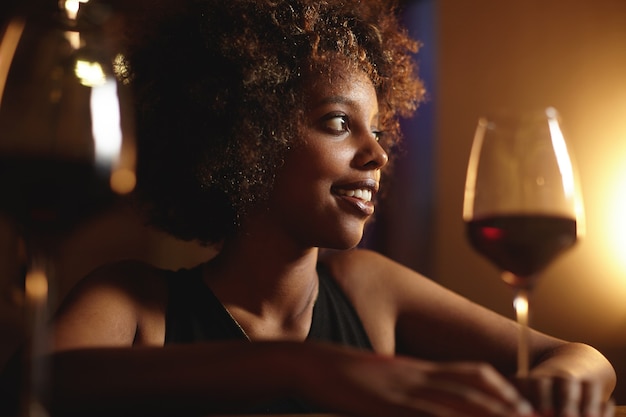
[{"xmin": 354, "ymin": 132, "xmax": 389, "ymax": 170}]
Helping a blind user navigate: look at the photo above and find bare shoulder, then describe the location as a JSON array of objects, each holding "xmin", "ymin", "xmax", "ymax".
[
  {"xmin": 59, "ymin": 259, "xmax": 169, "ymax": 312},
  {"xmin": 319, "ymin": 248, "xmax": 445, "ymax": 312},
  {"xmin": 52, "ymin": 259, "xmax": 172, "ymax": 350},
  {"xmin": 319, "ymin": 248, "xmax": 425, "ymax": 294},
  {"xmin": 319, "ymin": 248, "xmax": 485, "ymax": 310}
]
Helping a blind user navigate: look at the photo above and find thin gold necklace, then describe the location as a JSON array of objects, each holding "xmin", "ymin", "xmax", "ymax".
[{"xmin": 205, "ymin": 263, "xmax": 319, "ymax": 342}]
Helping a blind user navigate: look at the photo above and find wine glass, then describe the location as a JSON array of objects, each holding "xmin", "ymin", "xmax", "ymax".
[
  {"xmin": 462, "ymin": 107, "xmax": 584, "ymax": 377},
  {"xmin": 0, "ymin": 0, "xmax": 136, "ymax": 414}
]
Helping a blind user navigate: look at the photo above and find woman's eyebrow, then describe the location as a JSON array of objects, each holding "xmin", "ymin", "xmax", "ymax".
[{"xmin": 312, "ymin": 94, "xmax": 379, "ymax": 120}]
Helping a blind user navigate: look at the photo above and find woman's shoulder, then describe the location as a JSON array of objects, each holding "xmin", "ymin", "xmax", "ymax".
[
  {"xmin": 319, "ymin": 249, "xmax": 406, "ymax": 302},
  {"xmin": 52, "ymin": 260, "xmax": 177, "ymax": 348},
  {"xmin": 318, "ymin": 247, "xmax": 437, "ymax": 315},
  {"xmin": 57, "ymin": 259, "xmax": 173, "ymax": 321},
  {"xmin": 77, "ymin": 259, "xmax": 170, "ymax": 293},
  {"xmin": 319, "ymin": 248, "xmax": 411, "ymax": 286}
]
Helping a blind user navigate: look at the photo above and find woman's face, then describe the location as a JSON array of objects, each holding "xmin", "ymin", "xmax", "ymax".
[{"xmin": 265, "ymin": 68, "xmax": 389, "ymax": 250}]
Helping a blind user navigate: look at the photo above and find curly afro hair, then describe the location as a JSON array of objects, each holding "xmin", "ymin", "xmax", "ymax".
[{"xmin": 122, "ymin": 0, "xmax": 424, "ymax": 244}]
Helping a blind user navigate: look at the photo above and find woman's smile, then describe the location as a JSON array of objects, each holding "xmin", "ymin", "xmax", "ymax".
[{"xmin": 331, "ymin": 179, "xmax": 379, "ymax": 216}]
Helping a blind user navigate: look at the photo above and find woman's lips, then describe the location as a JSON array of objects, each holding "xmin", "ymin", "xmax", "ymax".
[{"xmin": 332, "ymin": 181, "xmax": 378, "ymax": 216}]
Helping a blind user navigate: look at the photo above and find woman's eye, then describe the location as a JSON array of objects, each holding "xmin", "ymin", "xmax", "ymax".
[
  {"xmin": 323, "ymin": 115, "xmax": 349, "ymax": 134},
  {"xmin": 372, "ymin": 130, "xmax": 383, "ymax": 142}
]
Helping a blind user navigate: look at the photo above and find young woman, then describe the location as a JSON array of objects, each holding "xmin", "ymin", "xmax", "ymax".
[{"xmin": 6, "ymin": 0, "xmax": 616, "ymax": 415}]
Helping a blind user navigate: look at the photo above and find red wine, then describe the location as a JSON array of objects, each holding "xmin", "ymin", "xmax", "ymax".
[
  {"xmin": 0, "ymin": 154, "xmax": 116, "ymax": 237},
  {"xmin": 466, "ymin": 214, "xmax": 577, "ymax": 284}
]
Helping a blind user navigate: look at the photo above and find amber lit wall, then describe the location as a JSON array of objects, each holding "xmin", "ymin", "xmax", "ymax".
[{"xmin": 432, "ymin": 0, "xmax": 626, "ymax": 402}]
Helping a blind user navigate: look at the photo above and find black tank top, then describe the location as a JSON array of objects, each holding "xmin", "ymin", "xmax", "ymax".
[{"xmin": 164, "ymin": 263, "xmax": 373, "ymax": 413}]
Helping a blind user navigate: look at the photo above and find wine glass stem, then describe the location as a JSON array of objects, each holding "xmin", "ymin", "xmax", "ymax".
[
  {"xmin": 514, "ymin": 288, "xmax": 530, "ymax": 378},
  {"xmin": 22, "ymin": 252, "xmax": 50, "ymax": 417}
]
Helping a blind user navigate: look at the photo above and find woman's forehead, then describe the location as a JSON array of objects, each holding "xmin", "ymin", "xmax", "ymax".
[
  {"xmin": 302, "ymin": 67, "xmax": 378, "ymax": 104},
  {"xmin": 300, "ymin": 69, "xmax": 380, "ymax": 123}
]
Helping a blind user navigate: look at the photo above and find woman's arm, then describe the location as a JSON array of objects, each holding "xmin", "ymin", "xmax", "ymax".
[
  {"xmin": 327, "ymin": 249, "xmax": 616, "ymax": 416},
  {"xmin": 43, "ymin": 340, "xmax": 539, "ymax": 417},
  {"xmin": 43, "ymin": 341, "xmax": 298, "ymax": 416}
]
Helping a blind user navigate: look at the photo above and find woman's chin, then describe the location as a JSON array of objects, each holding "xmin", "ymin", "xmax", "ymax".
[{"xmin": 321, "ymin": 233, "xmax": 365, "ymax": 251}]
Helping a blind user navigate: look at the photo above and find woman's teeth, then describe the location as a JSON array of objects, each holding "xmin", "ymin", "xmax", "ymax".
[{"xmin": 336, "ymin": 188, "xmax": 372, "ymax": 202}]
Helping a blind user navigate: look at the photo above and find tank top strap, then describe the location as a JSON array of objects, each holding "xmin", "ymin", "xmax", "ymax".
[
  {"xmin": 308, "ymin": 263, "xmax": 374, "ymax": 350},
  {"xmin": 165, "ymin": 266, "xmax": 247, "ymax": 343}
]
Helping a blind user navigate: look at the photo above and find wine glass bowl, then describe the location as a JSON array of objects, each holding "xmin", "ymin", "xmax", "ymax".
[
  {"xmin": 464, "ymin": 107, "xmax": 583, "ymax": 288},
  {"xmin": 0, "ymin": 0, "xmax": 137, "ymax": 281},
  {"xmin": 462, "ymin": 107, "xmax": 584, "ymax": 376}
]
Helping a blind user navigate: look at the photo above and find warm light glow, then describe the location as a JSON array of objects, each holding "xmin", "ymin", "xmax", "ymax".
[
  {"xmin": 513, "ymin": 290, "xmax": 529, "ymax": 378},
  {"xmin": 64, "ymin": 30, "xmax": 81, "ymax": 50},
  {"xmin": 64, "ymin": 0, "xmax": 80, "ymax": 20},
  {"xmin": 0, "ymin": 18, "xmax": 26, "ymax": 107},
  {"xmin": 75, "ymin": 59, "xmax": 106, "ymax": 86},
  {"xmin": 597, "ymin": 151, "xmax": 626, "ymax": 275},
  {"xmin": 513, "ymin": 292, "xmax": 529, "ymax": 317},
  {"xmin": 25, "ymin": 268, "xmax": 48, "ymax": 304},
  {"xmin": 110, "ymin": 168, "xmax": 136, "ymax": 195},
  {"xmin": 90, "ymin": 77, "xmax": 123, "ymax": 166},
  {"xmin": 63, "ymin": 0, "xmax": 89, "ymax": 21}
]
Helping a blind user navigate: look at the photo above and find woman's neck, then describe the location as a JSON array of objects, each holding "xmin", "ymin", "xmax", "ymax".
[{"xmin": 200, "ymin": 230, "xmax": 321, "ymax": 340}]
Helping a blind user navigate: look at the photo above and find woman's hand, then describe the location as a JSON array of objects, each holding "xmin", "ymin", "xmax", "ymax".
[
  {"xmin": 297, "ymin": 344, "xmax": 534, "ymax": 417},
  {"xmin": 511, "ymin": 342, "xmax": 617, "ymax": 417},
  {"xmin": 514, "ymin": 375, "xmax": 615, "ymax": 417}
]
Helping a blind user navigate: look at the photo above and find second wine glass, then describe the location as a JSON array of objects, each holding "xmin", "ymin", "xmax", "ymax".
[
  {"xmin": 0, "ymin": 0, "xmax": 136, "ymax": 415},
  {"xmin": 462, "ymin": 107, "xmax": 584, "ymax": 377}
]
